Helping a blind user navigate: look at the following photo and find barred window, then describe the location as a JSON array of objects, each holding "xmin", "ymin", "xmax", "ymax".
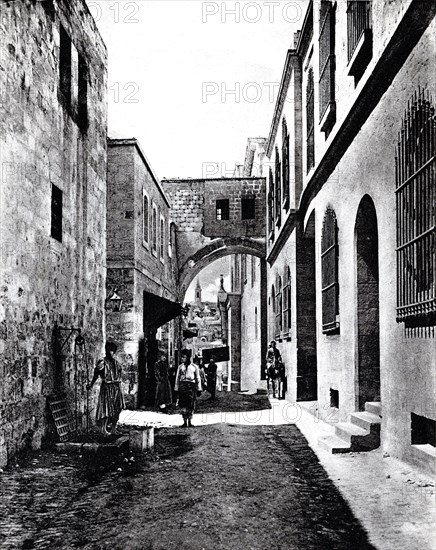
[
  {"xmin": 275, "ymin": 147, "xmax": 281, "ymax": 226},
  {"xmin": 319, "ymin": 1, "xmax": 336, "ymax": 129},
  {"xmin": 268, "ymin": 167, "xmax": 275, "ymax": 239},
  {"xmin": 283, "ymin": 266, "xmax": 292, "ymax": 335},
  {"xmin": 282, "ymin": 118, "xmax": 290, "ymax": 209},
  {"xmin": 306, "ymin": 68, "xmax": 315, "ymax": 173},
  {"xmin": 321, "ymin": 207, "xmax": 340, "ymax": 333},
  {"xmin": 275, "ymin": 276, "xmax": 282, "ymax": 338},
  {"xmin": 251, "ymin": 255, "xmax": 256, "ymax": 286},
  {"xmin": 396, "ymin": 88, "xmax": 435, "ymax": 328},
  {"xmin": 347, "ymin": 1, "xmax": 372, "ymax": 62}
]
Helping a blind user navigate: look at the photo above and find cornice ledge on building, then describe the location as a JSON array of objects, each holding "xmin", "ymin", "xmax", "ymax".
[
  {"xmin": 108, "ymin": 137, "xmax": 171, "ymax": 208},
  {"xmin": 298, "ymin": 0, "xmax": 436, "ymax": 218},
  {"xmin": 266, "ymin": 209, "xmax": 298, "ymax": 265}
]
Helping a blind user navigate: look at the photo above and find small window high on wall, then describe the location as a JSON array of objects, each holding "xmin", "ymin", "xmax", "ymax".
[
  {"xmin": 321, "ymin": 207, "xmax": 340, "ymax": 334},
  {"xmin": 51, "ymin": 184, "xmax": 63, "ymax": 243},
  {"xmin": 216, "ymin": 199, "xmax": 229, "ymax": 220},
  {"xmin": 241, "ymin": 198, "xmax": 255, "ymax": 220},
  {"xmin": 396, "ymin": 88, "xmax": 435, "ymax": 331}
]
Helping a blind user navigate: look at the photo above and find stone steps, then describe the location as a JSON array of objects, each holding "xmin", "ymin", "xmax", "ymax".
[
  {"xmin": 319, "ymin": 402, "xmax": 381, "ymax": 454},
  {"xmin": 365, "ymin": 402, "xmax": 382, "ymax": 416}
]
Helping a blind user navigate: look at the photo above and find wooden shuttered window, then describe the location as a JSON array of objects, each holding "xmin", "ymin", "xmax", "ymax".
[
  {"xmin": 283, "ymin": 267, "xmax": 292, "ymax": 336},
  {"xmin": 282, "ymin": 118, "xmax": 290, "ymax": 210},
  {"xmin": 321, "ymin": 208, "xmax": 340, "ymax": 333},
  {"xmin": 306, "ymin": 68, "xmax": 315, "ymax": 173},
  {"xmin": 275, "ymin": 276, "xmax": 282, "ymax": 339},
  {"xmin": 319, "ymin": 1, "xmax": 336, "ymax": 127},
  {"xmin": 268, "ymin": 167, "xmax": 275, "ymax": 239},
  {"xmin": 275, "ymin": 147, "xmax": 281, "ymax": 226},
  {"xmin": 347, "ymin": 1, "xmax": 372, "ymax": 62},
  {"xmin": 396, "ymin": 88, "xmax": 436, "ymax": 328}
]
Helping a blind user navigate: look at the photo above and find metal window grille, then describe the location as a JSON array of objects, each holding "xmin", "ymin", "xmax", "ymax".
[
  {"xmin": 275, "ymin": 147, "xmax": 281, "ymax": 226},
  {"xmin": 282, "ymin": 118, "xmax": 290, "ymax": 207},
  {"xmin": 251, "ymin": 255, "xmax": 256, "ymax": 285},
  {"xmin": 51, "ymin": 184, "xmax": 63, "ymax": 243},
  {"xmin": 319, "ymin": 0, "xmax": 336, "ymax": 122},
  {"xmin": 283, "ymin": 267, "xmax": 291, "ymax": 334},
  {"xmin": 306, "ymin": 68, "xmax": 315, "ymax": 172},
  {"xmin": 347, "ymin": 1, "xmax": 372, "ymax": 62},
  {"xmin": 396, "ymin": 88, "xmax": 435, "ymax": 326},
  {"xmin": 321, "ymin": 207, "xmax": 340, "ymax": 333}
]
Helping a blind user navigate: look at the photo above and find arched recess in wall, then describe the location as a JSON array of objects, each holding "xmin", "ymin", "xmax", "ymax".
[{"xmin": 355, "ymin": 194, "xmax": 380, "ymax": 410}]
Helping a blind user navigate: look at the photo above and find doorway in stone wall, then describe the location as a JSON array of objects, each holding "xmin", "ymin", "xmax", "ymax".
[
  {"xmin": 355, "ymin": 195, "xmax": 380, "ymax": 411},
  {"xmin": 296, "ymin": 211, "xmax": 318, "ymax": 400}
]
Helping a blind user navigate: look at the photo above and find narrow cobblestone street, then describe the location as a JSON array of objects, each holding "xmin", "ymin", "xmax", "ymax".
[{"xmin": 0, "ymin": 393, "xmax": 434, "ymax": 550}]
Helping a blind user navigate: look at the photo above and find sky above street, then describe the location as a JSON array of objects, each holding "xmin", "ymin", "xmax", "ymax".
[
  {"xmin": 89, "ymin": 0, "xmax": 307, "ymax": 301},
  {"xmin": 88, "ymin": 0, "xmax": 307, "ymax": 179}
]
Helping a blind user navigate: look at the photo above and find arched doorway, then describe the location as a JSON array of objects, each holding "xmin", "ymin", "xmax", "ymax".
[
  {"xmin": 296, "ymin": 210, "xmax": 318, "ymax": 400},
  {"xmin": 355, "ymin": 195, "xmax": 380, "ymax": 410}
]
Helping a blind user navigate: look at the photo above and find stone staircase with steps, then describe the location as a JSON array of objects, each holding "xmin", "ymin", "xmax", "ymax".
[{"xmin": 319, "ymin": 402, "xmax": 382, "ymax": 454}]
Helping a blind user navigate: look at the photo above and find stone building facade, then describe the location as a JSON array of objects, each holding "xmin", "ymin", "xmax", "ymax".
[
  {"xmin": 0, "ymin": 0, "xmax": 107, "ymax": 465},
  {"xmin": 106, "ymin": 139, "xmax": 180, "ymax": 408},
  {"xmin": 264, "ymin": 0, "xmax": 435, "ymax": 474}
]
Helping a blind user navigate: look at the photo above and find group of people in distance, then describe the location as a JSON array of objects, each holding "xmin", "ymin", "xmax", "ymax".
[
  {"xmin": 265, "ymin": 340, "xmax": 286, "ymax": 399},
  {"xmin": 86, "ymin": 340, "xmax": 286, "ymax": 435},
  {"xmin": 155, "ymin": 351, "xmax": 220, "ymax": 428}
]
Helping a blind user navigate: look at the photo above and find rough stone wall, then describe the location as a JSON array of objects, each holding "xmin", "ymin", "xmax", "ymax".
[
  {"xmin": 202, "ymin": 178, "xmax": 266, "ymax": 238},
  {"xmin": 106, "ymin": 141, "xmax": 178, "ymax": 408},
  {"xmin": 0, "ymin": 0, "xmax": 107, "ymax": 465}
]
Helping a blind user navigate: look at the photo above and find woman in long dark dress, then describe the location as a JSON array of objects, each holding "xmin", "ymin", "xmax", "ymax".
[{"xmin": 88, "ymin": 342, "xmax": 125, "ymax": 435}]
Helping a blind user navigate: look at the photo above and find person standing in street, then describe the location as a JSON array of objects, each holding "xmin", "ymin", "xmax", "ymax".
[
  {"xmin": 175, "ymin": 351, "xmax": 202, "ymax": 427},
  {"xmin": 87, "ymin": 341, "xmax": 125, "ymax": 435},
  {"xmin": 206, "ymin": 357, "xmax": 218, "ymax": 400},
  {"xmin": 154, "ymin": 353, "xmax": 173, "ymax": 411}
]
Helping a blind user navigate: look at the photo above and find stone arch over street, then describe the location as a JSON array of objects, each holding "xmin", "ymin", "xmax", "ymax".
[
  {"xmin": 161, "ymin": 177, "xmax": 267, "ymax": 300},
  {"xmin": 178, "ymin": 237, "xmax": 265, "ymax": 300}
]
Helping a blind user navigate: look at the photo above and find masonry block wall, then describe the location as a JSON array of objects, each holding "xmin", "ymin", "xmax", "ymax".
[
  {"xmin": 107, "ymin": 140, "xmax": 178, "ymax": 407},
  {"xmin": 0, "ymin": 0, "xmax": 107, "ymax": 465}
]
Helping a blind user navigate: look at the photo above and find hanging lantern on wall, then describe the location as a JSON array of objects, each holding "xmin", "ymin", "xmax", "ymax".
[{"xmin": 105, "ymin": 288, "xmax": 123, "ymax": 312}]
